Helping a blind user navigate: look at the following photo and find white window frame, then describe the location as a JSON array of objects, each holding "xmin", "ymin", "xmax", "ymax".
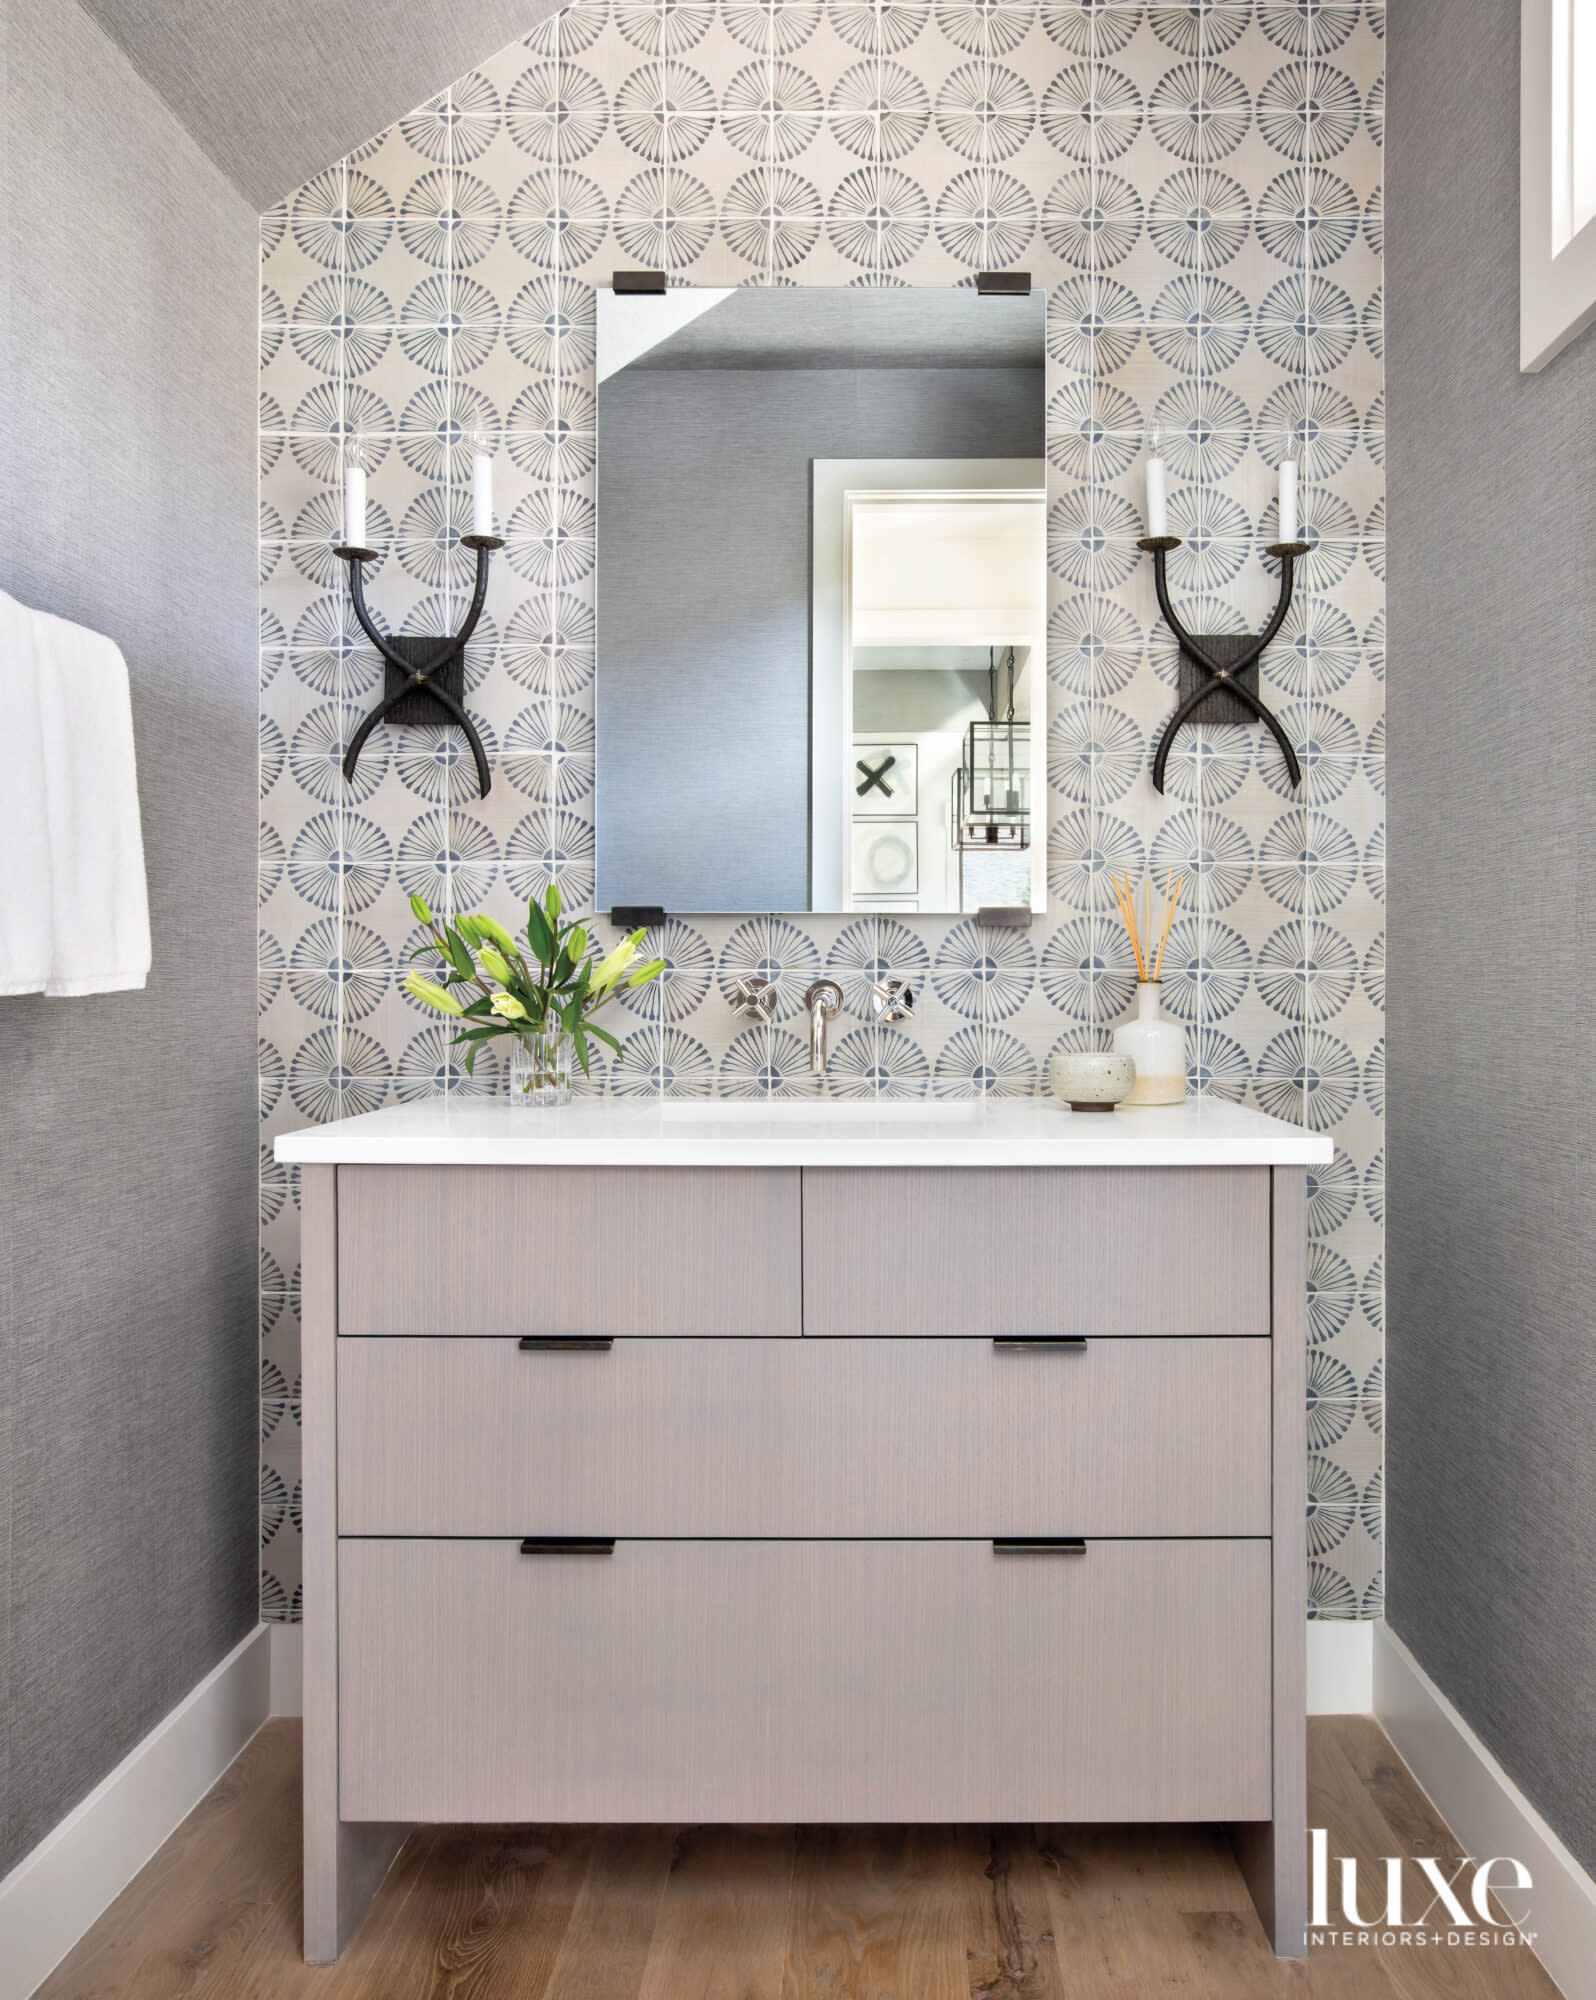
[{"xmin": 1521, "ymin": 0, "xmax": 1596, "ymax": 368}]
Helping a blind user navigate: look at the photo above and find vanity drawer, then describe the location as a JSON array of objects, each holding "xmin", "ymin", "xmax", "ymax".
[
  {"xmin": 801, "ymin": 1166, "xmax": 1272, "ymax": 1336},
  {"xmin": 336, "ymin": 1334, "xmax": 1271, "ymax": 1537},
  {"xmin": 338, "ymin": 1537, "xmax": 1272, "ymax": 1824},
  {"xmin": 336, "ymin": 1165, "xmax": 800, "ymax": 1336}
]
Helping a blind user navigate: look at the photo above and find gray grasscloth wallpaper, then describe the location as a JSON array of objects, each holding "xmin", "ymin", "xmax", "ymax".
[
  {"xmin": 1386, "ymin": 0, "xmax": 1596, "ymax": 1875},
  {"xmin": 1, "ymin": 0, "xmax": 258, "ymax": 1874},
  {"xmin": 258, "ymin": 0, "xmax": 1386, "ymax": 1624}
]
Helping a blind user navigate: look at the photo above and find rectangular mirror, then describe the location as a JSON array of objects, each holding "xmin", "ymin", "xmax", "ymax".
[{"xmin": 596, "ymin": 286, "xmax": 1047, "ymax": 916}]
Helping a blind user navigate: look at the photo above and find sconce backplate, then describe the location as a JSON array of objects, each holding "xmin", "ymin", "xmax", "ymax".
[
  {"xmin": 384, "ymin": 636, "xmax": 465, "ymax": 725},
  {"xmin": 1176, "ymin": 635, "xmax": 1259, "ymax": 727}
]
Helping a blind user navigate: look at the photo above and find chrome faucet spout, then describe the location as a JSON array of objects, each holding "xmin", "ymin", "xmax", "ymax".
[{"xmin": 803, "ymin": 979, "xmax": 844, "ymax": 1075}]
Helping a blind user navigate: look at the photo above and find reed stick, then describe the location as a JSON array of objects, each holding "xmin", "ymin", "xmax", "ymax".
[
  {"xmin": 1131, "ymin": 898, "xmax": 1147, "ymax": 979},
  {"xmin": 1113, "ymin": 873, "xmax": 1147, "ymax": 979},
  {"xmin": 1114, "ymin": 870, "xmax": 1185, "ymax": 985}
]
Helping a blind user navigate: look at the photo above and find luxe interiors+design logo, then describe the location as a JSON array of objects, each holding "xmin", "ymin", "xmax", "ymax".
[{"xmin": 1309, "ymin": 1830, "xmax": 1536, "ymax": 1950}]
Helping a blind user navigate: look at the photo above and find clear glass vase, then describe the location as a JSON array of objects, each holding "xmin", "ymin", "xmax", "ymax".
[{"xmin": 507, "ymin": 1028, "xmax": 573, "ymax": 1107}]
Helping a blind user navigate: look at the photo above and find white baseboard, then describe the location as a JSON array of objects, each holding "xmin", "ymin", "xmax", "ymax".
[
  {"xmin": 1376, "ymin": 1622, "xmax": 1593, "ymax": 2000},
  {"xmin": 269, "ymin": 1621, "xmax": 302, "ymax": 1716},
  {"xmin": 0, "ymin": 1624, "xmax": 270, "ymax": 2000},
  {"xmin": 1307, "ymin": 1619, "xmax": 1374, "ymax": 1714}
]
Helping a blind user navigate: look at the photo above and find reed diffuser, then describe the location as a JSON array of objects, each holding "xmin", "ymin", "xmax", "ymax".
[{"xmin": 1110, "ymin": 872, "xmax": 1187, "ymax": 1106}]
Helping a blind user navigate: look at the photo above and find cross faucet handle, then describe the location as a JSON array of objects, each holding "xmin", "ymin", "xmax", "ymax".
[
  {"xmin": 729, "ymin": 975, "xmax": 777, "ymax": 1024},
  {"xmin": 868, "ymin": 978, "xmax": 915, "ymax": 1025}
]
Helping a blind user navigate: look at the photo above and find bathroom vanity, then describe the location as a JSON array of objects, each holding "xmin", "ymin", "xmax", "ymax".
[{"xmin": 277, "ymin": 1096, "xmax": 1330, "ymax": 1962}]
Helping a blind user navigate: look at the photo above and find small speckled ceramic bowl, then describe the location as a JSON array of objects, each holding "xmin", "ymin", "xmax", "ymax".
[{"xmin": 1048, "ymin": 1051, "xmax": 1136, "ymax": 1113}]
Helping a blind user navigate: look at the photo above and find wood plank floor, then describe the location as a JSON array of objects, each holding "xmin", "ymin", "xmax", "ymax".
[{"xmin": 35, "ymin": 1718, "xmax": 1563, "ymax": 2000}]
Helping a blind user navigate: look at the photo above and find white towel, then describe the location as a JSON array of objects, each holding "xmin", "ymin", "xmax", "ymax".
[{"xmin": 0, "ymin": 587, "xmax": 151, "ymax": 996}]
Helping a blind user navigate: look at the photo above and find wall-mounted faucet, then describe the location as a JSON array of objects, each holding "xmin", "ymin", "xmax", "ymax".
[
  {"xmin": 803, "ymin": 980, "xmax": 844, "ymax": 1074},
  {"xmin": 730, "ymin": 972, "xmax": 914, "ymax": 1077}
]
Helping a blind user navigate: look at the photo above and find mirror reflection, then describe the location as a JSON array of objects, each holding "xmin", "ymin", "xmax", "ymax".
[{"xmin": 596, "ymin": 287, "xmax": 1047, "ymax": 915}]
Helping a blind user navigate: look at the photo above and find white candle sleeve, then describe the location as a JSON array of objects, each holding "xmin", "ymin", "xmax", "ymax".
[
  {"xmin": 343, "ymin": 464, "xmax": 367, "ymax": 548},
  {"xmin": 1146, "ymin": 454, "xmax": 1168, "ymax": 538},
  {"xmin": 1279, "ymin": 457, "xmax": 1298, "ymax": 543},
  {"xmin": 472, "ymin": 452, "xmax": 494, "ymax": 537}
]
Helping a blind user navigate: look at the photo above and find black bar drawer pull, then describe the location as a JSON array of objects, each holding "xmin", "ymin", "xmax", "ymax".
[
  {"xmin": 993, "ymin": 1538, "xmax": 1087, "ymax": 1556},
  {"xmin": 520, "ymin": 1537, "xmax": 615, "ymax": 1556},
  {"xmin": 518, "ymin": 1336, "xmax": 613, "ymax": 1352},
  {"xmin": 992, "ymin": 1337, "xmax": 1088, "ymax": 1351}
]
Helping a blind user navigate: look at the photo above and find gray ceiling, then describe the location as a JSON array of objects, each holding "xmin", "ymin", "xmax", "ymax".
[{"xmin": 79, "ymin": 0, "xmax": 562, "ymax": 210}]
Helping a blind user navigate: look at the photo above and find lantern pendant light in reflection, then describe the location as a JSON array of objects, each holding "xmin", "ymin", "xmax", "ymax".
[{"xmin": 955, "ymin": 646, "xmax": 1030, "ymax": 851}]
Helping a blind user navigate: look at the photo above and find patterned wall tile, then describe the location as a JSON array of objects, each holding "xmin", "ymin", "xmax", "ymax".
[{"xmin": 258, "ymin": 0, "xmax": 1386, "ymax": 1621}]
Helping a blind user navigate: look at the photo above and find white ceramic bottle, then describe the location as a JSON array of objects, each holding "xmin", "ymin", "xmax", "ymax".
[{"xmin": 1111, "ymin": 981, "xmax": 1187, "ymax": 1105}]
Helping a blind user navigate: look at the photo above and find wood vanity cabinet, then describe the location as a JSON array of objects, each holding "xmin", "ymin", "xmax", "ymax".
[{"xmin": 300, "ymin": 1160, "xmax": 1307, "ymax": 1964}]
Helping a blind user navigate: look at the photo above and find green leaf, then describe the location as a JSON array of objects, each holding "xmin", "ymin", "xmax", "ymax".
[
  {"xmin": 526, "ymin": 897, "xmax": 554, "ymax": 966},
  {"xmin": 586, "ymin": 1023, "xmax": 623, "ymax": 1057},
  {"xmin": 444, "ymin": 928, "xmax": 476, "ymax": 981},
  {"xmin": 573, "ymin": 1026, "xmax": 591, "ymax": 1076},
  {"xmin": 459, "ymin": 995, "xmax": 494, "ymax": 1018}
]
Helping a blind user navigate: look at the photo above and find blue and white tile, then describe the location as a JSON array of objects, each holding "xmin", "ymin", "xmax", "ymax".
[{"xmin": 256, "ymin": 0, "xmax": 1387, "ymax": 1613}]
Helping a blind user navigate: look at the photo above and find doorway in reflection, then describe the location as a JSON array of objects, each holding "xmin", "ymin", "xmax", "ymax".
[{"xmin": 841, "ymin": 486, "xmax": 1045, "ymax": 915}]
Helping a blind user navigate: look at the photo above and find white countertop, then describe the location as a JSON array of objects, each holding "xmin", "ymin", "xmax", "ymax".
[{"xmin": 275, "ymin": 1095, "xmax": 1331, "ymax": 1168}]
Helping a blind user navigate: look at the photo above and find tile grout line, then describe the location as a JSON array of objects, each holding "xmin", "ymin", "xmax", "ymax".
[
  {"xmin": 1194, "ymin": 0, "xmax": 1210, "ymax": 1106},
  {"xmin": 335, "ymin": 151, "xmax": 350, "ymax": 1130},
  {"xmin": 442, "ymin": 78, "xmax": 457, "ymax": 1106},
  {"xmin": 1086, "ymin": 0, "xmax": 1101, "ymax": 1064}
]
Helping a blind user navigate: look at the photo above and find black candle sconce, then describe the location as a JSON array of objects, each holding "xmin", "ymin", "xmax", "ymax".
[
  {"xmin": 335, "ymin": 534, "xmax": 501, "ymax": 799},
  {"xmin": 1138, "ymin": 533, "xmax": 1308, "ymax": 796}
]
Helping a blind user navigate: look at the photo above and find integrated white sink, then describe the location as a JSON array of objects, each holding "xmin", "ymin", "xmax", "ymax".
[
  {"xmin": 275, "ymin": 1095, "xmax": 1333, "ymax": 1166},
  {"xmin": 657, "ymin": 1098, "xmax": 985, "ymax": 1123}
]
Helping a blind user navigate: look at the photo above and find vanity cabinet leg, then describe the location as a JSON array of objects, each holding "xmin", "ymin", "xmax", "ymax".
[
  {"xmin": 304, "ymin": 1820, "xmax": 410, "ymax": 1965},
  {"xmin": 1237, "ymin": 1165, "xmax": 1309, "ymax": 1957},
  {"xmin": 301, "ymin": 1164, "xmax": 410, "ymax": 1962}
]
